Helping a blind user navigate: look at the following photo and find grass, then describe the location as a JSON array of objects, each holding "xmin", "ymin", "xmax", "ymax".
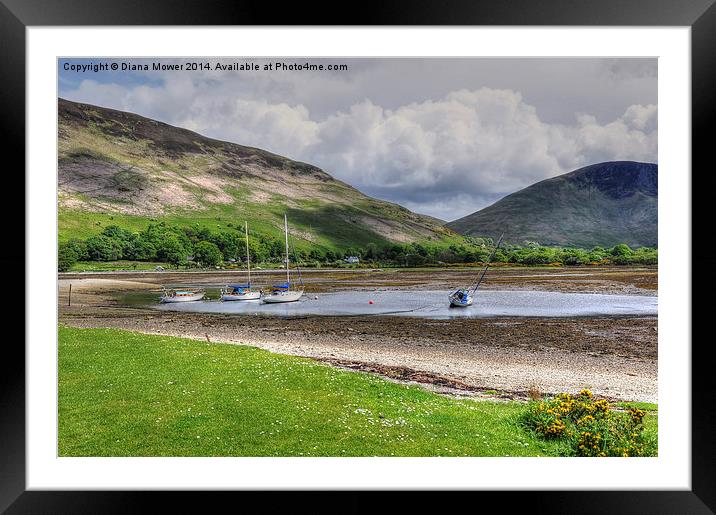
[
  {"xmin": 68, "ymin": 260, "xmax": 168, "ymax": 272},
  {"xmin": 59, "ymin": 326, "xmax": 578, "ymax": 457},
  {"xmin": 615, "ymin": 401, "xmax": 659, "ymax": 412},
  {"xmin": 58, "ymin": 197, "xmax": 464, "ymax": 253},
  {"xmin": 640, "ymin": 414, "xmax": 659, "ymax": 454}
]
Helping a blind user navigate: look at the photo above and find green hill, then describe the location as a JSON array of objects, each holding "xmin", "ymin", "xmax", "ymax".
[
  {"xmin": 58, "ymin": 98, "xmax": 459, "ymax": 250},
  {"xmin": 446, "ymin": 162, "xmax": 658, "ymax": 248}
]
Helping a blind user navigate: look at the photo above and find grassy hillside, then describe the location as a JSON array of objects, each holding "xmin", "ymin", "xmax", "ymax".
[
  {"xmin": 58, "ymin": 98, "xmax": 460, "ymax": 250},
  {"xmin": 447, "ymin": 162, "xmax": 658, "ymax": 248}
]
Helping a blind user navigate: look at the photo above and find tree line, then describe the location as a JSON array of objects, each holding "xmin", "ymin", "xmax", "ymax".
[{"xmin": 58, "ymin": 223, "xmax": 658, "ymax": 272}]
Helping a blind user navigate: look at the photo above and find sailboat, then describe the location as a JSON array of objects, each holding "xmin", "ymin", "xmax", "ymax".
[
  {"xmin": 448, "ymin": 233, "xmax": 504, "ymax": 307},
  {"xmin": 160, "ymin": 287, "xmax": 205, "ymax": 303},
  {"xmin": 220, "ymin": 221, "xmax": 262, "ymax": 301},
  {"xmin": 262, "ymin": 214, "xmax": 305, "ymax": 303}
]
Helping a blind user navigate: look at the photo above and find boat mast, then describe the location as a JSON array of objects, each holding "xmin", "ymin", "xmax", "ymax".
[
  {"xmin": 471, "ymin": 233, "xmax": 504, "ymax": 294},
  {"xmin": 245, "ymin": 221, "xmax": 251, "ymax": 288},
  {"xmin": 284, "ymin": 214, "xmax": 290, "ymax": 287}
]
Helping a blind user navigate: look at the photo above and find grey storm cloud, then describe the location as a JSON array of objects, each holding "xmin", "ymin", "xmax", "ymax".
[{"xmin": 60, "ymin": 58, "xmax": 657, "ymax": 221}]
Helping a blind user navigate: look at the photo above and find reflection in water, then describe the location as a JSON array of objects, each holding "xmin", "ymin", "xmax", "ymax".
[{"xmin": 122, "ymin": 289, "xmax": 658, "ymax": 320}]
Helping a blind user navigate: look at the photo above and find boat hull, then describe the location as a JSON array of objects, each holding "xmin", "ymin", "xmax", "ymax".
[
  {"xmin": 448, "ymin": 292, "xmax": 473, "ymax": 307},
  {"xmin": 221, "ymin": 291, "xmax": 261, "ymax": 301},
  {"xmin": 160, "ymin": 292, "xmax": 205, "ymax": 303},
  {"xmin": 262, "ymin": 290, "xmax": 304, "ymax": 303}
]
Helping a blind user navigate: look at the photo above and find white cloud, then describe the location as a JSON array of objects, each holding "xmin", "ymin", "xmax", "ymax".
[
  {"xmin": 181, "ymin": 98, "xmax": 320, "ymax": 159},
  {"xmin": 300, "ymin": 89, "xmax": 657, "ymax": 218},
  {"xmin": 62, "ymin": 71, "xmax": 657, "ymax": 220},
  {"xmin": 620, "ymin": 103, "xmax": 658, "ymax": 131}
]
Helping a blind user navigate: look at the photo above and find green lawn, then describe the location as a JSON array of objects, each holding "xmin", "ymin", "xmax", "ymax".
[{"xmin": 58, "ymin": 326, "xmax": 657, "ymax": 457}]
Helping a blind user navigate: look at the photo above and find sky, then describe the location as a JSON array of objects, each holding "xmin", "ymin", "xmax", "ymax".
[{"xmin": 58, "ymin": 58, "xmax": 657, "ymax": 221}]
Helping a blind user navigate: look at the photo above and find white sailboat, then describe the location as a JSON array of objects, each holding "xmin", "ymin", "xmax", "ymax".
[
  {"xmin": 221, "ymin": 221, "xmax": 261, "ymax": 301},
  {"xmin": 448, "ymin": 233, "xmax": 504, "ymax": 307},
  {"xmin": 262, "ymin": 215, "xmax": 305, "ymax": 303}
]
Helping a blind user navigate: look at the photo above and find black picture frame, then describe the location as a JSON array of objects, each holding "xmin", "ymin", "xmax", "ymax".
[{"xmin": 3, "ymin": 0, "xmax": 713, "ymax": 512}]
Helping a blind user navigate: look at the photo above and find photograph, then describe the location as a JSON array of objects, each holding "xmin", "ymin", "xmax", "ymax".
[
  {"xmin": 0, "ymin": 0, "xmax": 710, "ymax": 504},
  {"xmin": 56, "ymin": 56, "xmax": 659, "ymax": 458}
]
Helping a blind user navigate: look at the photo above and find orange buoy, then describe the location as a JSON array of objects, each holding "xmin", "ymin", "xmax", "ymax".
[{"xmin": 368, "ymin": 300, "xmax": 374, "ymax": 304}]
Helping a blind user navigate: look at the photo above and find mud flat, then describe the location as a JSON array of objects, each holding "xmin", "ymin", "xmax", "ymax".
[
  {"xmin": 148, "ymin": 289, "xmax": 656, "ymax": 319},
  {"xmin": 58, "ymin": 266, "xmax": 658, "ymax": 402},
  {"xmin": 60, "ymin": 265, "xmax": 657, "ymax": 294}
]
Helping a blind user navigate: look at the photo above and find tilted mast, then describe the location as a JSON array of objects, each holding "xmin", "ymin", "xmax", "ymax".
[{"xmin": 470, "ymin": 233, "xmax": 504, "ymax": 294}]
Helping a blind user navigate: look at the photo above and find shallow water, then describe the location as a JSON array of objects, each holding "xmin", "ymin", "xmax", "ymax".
[{"xmin": 125, "ymin": 289, "xmax": 657, "ymax": 319}]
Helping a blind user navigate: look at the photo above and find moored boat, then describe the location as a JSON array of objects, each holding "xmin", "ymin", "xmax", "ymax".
[
  {"xmin": 448, "ymin": 289, "xmax": 473, "ymax": 307},
  {"xmin": 448, "ymin": 233, "xmax": 504, "ymax": 308},
  {"xmin": 262, "ymin": 214, "xmax": 304, "ymax": 304},
  {"xmin": 262, "ymin": 283, "xmax": 304, "ymax": 303},
  {"xmin": 220, "ymin": 284, "xmax": 262, "ymax": 301},
  {"xmin": 160, "ymin": 288, "xmax": 205, "ymax": 303},
  {"xmin": 221, "ymin": 221, "xmax": 261, "ymax": 301}
]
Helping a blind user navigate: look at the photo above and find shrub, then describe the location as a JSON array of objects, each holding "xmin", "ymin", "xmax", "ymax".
[
  {"xmin": 520, "ymin": 389, "xmax": 650, "ymax": 457},
  {"xmin": 85, "ymin": 235, "xmax": 122, "ymax": 261},
  {"xmin": 156, "ymin": 235, "xmax": 189, "ymax": 268},
  {"xmin": 58, "ymin": 243, "xmax": 79, "ymax": 272},
  {"xmin": 64, "ymin": 239, "xmax": 89, "ymax": 261},
  {"xmin": 193, "ymin": 241, "xmax": 223, "ymax": 267},
  {"xmin": 125, "ymin": 238, "xmax": 157, "ymax": 261},
  {"xmin": 610, "ymin": 244, "xmax": 633, "ymax": 257}
]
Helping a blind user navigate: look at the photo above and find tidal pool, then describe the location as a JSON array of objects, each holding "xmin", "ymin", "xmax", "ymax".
[{"xmin": 125, "ymin": 289, "xmax": 658, "ymax": 319}]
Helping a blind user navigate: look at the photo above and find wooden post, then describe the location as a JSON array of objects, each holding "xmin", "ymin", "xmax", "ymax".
[{"xmin": 68, "ymin": 283, "xmax": 72, "ymax": 306}]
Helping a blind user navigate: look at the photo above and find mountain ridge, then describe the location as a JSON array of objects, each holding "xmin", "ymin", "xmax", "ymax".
[
  {"xmin": 58, "ymin": 98, "xmax": 456, "ymax": 249},
  {"xmin": 446, "ymin": 161, "xmax": 658, "ymax": 248}
]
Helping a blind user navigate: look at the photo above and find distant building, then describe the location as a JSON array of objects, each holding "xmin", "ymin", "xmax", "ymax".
[{"xmin": 345, "ymin": 256, "xmax": 360, "ymax": 264}]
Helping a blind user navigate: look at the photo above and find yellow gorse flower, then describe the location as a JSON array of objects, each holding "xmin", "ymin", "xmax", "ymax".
[
  {"xmin": 579, "ymin": 389, "xmax": 593, "ymax": 399},
  {"xmin": 525, "ymin": 389, "xmax": 649, "ymax": 457}
]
